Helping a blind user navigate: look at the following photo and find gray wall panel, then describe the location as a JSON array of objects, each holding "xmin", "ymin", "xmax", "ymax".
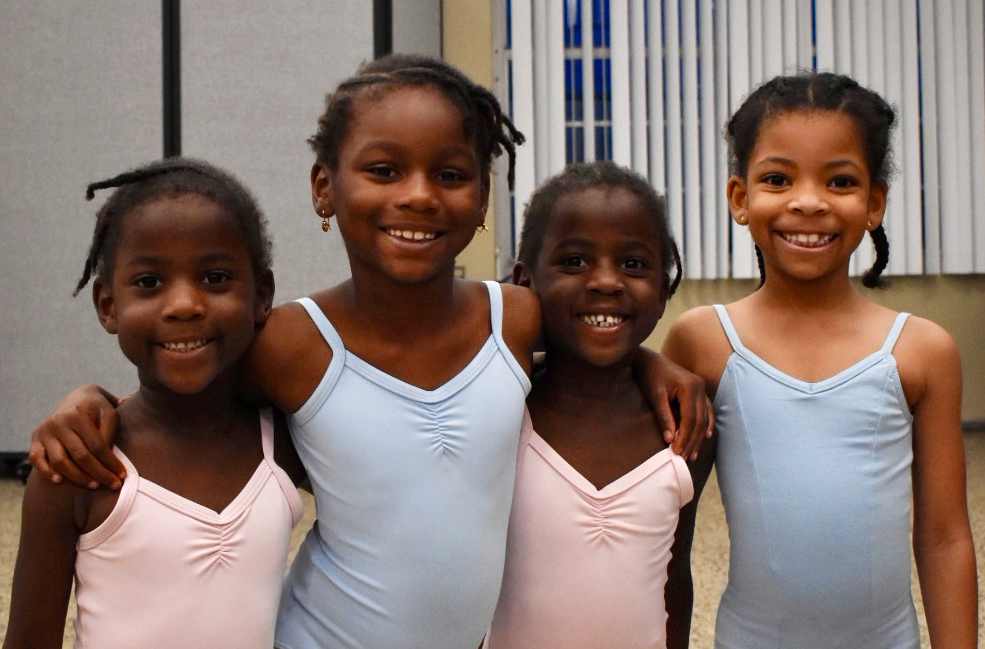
[
  {"xmin": 181, "ymin": 1, "xmax": 373, "ymax": 303},
  {"xmin": 0, "ymin": 2, "xmax": 161, "ymax": 452}
]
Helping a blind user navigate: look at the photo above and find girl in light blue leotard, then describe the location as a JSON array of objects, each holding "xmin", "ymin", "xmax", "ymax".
[{"xmin": 662, "ymin": 72, "xmax": 977, "ymax": 647}]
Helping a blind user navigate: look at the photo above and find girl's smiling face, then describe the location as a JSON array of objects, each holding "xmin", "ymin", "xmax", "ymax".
[
  {"xmin": 727, "ymin": 109, "xmax": 888, "ymax": 286},
  {"xmin": 520, "ymin": 186, "xmax": 668, "ymax": 369},
  {"xmin": 312, "ymin": 84, "xmax": 489, "ymax": 287},
  {"xmin": 94, "ymin": 193, "xmax": 271, "ymax": 397}
]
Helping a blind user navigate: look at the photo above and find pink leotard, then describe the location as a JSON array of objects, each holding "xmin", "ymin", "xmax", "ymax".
[
  {"xmin": 485, "ymin": 410, "xmax": 693, "ymax": 648},
  {"xmin": 72, "ymin": 408, "xmax": 303, "ymax": 649}
]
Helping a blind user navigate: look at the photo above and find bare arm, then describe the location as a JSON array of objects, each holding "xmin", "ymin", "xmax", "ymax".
[
  {"xmin": 664, "ymin": 434, "xmax": 716, "ymax": 649},
  {"xmin": 3, "ymin": 473, "xmax": 82, "ymax": 649},
  {"xmin": 903, "ymin": 320, "xmax": 977, "ymax": 647}
]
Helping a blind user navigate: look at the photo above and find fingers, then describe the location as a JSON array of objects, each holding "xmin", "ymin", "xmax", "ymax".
[
  {"xmin": 672, "ymin": 377, "xmax": 712, "ymax": 460},
  {"xmin": 652, "ymin": 385, "xmax": 676, "ymax": 446},
  {"xmin": 27, "ymin": 439, "xmax": 61, "ymax": 484}
]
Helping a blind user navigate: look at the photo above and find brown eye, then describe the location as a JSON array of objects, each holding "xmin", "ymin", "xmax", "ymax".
[
  {"xmin": 204, "ymin": 271, "xmax": 231, "ymax": 285},
  {"xmin": 133, "ymin": 275, "xmax": 162, "ymax": 290}
]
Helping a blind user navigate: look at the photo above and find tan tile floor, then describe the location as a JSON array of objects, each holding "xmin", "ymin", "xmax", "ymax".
[{"xmin": 1, "ymin": 433, "xmax": 983, "ymax": 646}]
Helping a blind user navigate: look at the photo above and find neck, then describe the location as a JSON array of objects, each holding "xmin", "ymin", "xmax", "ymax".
[
  {"xmin": 535, "ymin": 348, "xmax": 640, "ymax": 407},
  {"xmin": 126, "ymin": 377, "xmax": 242, "ymax": 439},
  {"xmin": 758, "ymin": 268, "xmax": 861, "ymax": 313},
  {"xmin": 343, "ymin": 268, "xmax": 464, "ymax": 338}
]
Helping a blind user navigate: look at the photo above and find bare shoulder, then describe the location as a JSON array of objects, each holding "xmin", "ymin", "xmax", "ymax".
[
  {"xmin": 894, "ymin": 314, "xmax": 961, "ymax": 410},
  {"xmin": 499, "ymin": 282, "xmax": 541, "ymax": 374},
  {"xmin": 242, "ymin": 296, "xmax": 334, "ymax": 412},
  {"xmin": 662, "ymin": 305, "xmax": 732, "ymax": 394}
]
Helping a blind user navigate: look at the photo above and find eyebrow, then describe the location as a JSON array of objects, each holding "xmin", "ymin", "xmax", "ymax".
[
  {"xmin": 754, "ymin": 155, "xmax": 862, "ymax": 170},
  {"xmin": 121, "ymin": 252, "xmax": 240, "ymax": 266}
]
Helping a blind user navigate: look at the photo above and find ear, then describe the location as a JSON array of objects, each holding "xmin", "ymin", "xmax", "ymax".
[
  {"xmin": 254, "ymin": 269, "xmax": 275, "ymax": 327},
  {"xmin": 726, "ymin": 175, "xmax": 749, "ymax": 225},
  {"xmin": 512, "ymin": 260, "xmax": 534, "ymax": 288},
  {"xmin": 92, "ymin": 279, "xmax": 118, "ymax": 334},
  {"xmin": 311, "ymin": 163, "xmax": 335, "ymax": 217},
  {"xmin": 867, "ymin": 181, "xmax": 888, "ymax": 231}
]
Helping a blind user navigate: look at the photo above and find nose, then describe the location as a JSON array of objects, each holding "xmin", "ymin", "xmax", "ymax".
[
  {"xmin": 586, "ymin": 260, "xmax": 624, "ymax": 294},
  {"xmin": 788, "ymin": 181, "xmax": 829, "ymax": 216},
  {"xmin": 162, "ymin": 280, "xmax": 206, "ymax": 320},
  {"xmin": 398, "ymin": 172, "xmax": 439, "ymax": 212}
]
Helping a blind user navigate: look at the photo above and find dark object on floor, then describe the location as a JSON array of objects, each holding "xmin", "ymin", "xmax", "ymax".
[{"xmin": 16, "ymin": 460, "xmax": 31, "ymax": 485}]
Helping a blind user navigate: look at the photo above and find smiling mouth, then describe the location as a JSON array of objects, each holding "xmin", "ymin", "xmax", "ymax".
[
  {"xmin": 161, "ymin": 339, "xmax": 208, "ymax": 352},
  {"xmin": 386, "ymin": 228, "xmax": 437, "ymax": 242},
  {"xmin": 580, "ymin": 314, "xmax": 625, "ymax": 328},
  {"xmin": 780, "ymin": 232, "xmax": 835, "ymax": 248}
]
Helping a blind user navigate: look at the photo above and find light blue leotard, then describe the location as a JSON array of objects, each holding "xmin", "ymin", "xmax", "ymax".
[
  {"xmin": 712, "ymin": 305, "xmax": 919, "ymax": 649},
  {"xmin": 275, "ymin": 281, "xmax": 530, "ymax": 649}
]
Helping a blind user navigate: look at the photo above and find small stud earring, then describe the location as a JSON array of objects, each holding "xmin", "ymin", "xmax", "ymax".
[
  {"xmin": 867, "ymin": 220, "xmax": 873, "ymax": 230},
  {"xmin": 736, "ymin": 211, "xmax": 748, "ymax": 225},
  {"xmin": 476, "ymin": 223, "xmax": 489, "ymax": 233}
]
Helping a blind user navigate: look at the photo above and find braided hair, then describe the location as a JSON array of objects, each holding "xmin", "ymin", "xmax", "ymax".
[
  {"xmin": 75, "ymin": 157, "xmax": 272, "ymax": 296},
  {"xmin": 726, "ymin": 71, "xmax": 897, "ymax": 288},
  {"xmin": 517, "ymin": 161, "xmax": 682, "ymax": 297},
  {"xmin": 308, "ymin": 53, "xmax": 524, "ymax": 190}
]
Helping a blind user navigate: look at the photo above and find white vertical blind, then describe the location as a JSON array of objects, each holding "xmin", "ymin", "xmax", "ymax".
[{"xmin": 500, "ymin": 0, "xmax": 985, "ymax": 278}]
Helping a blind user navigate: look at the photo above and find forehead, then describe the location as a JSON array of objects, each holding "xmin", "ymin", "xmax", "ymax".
[
  {"xmin": 753, "ymin": 110, "xmax": 866, "ymax": 163},
  {"xmin": 544, "ymin": 186, "xmax": 663, "ymax": 247},
  {"xmin": 117, "ymin": 193, "xmax": 246, "ymax": 255},
  {"xmin": 345, "ymin": 84, "xmax": 472, "ymax": 149}
]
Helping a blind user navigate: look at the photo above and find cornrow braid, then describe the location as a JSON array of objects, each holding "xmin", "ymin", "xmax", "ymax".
[
  {"xmin": 75, "ymin": 157, "xmax": 271, "ymax": 297},
  {"xmin": 755, "ymin": 245, "xmax": 766, "ymax": 288},
  {"xmin": 861, "ymin": 224, "xmax": 890, "ymax": 288},
  {"xmin": 308, "ymin": 54, "xmax": 524, "ymax": 190}
]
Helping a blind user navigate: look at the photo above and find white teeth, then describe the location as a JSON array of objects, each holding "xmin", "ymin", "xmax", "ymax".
[
  {"xmin": 581, "ymin": 314, "xmax": 624, "ymax": 328},
  {"xmin": 162, "ymin": 339, "xmax": 207, "ymax": 352},
  {"xmin": 387, "ymin": 229, "xmax": 436, "ymax": 241},
  {"xmin": 782, "ymin": 232, "xmax": 834, "ymax": 247}
]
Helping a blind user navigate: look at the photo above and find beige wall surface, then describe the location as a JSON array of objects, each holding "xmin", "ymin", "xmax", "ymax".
[{"xmin": 443, "ymin": 1, "xmax": 500, "ymax": 281}]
